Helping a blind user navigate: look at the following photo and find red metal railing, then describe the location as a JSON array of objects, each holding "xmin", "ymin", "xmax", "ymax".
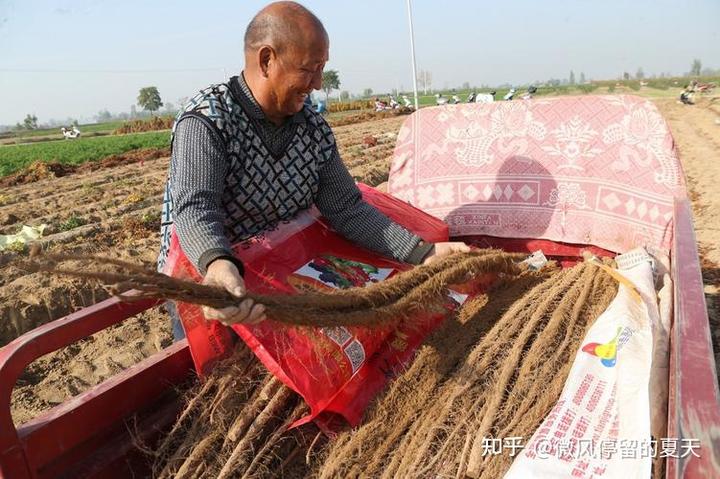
[
  {"xmin": 666, "ymin": 198, "xmax": 720, "ymax": 477},
  {"xmin": 0, "ymin": 296, "xmax": 192, "ymax": 479}
]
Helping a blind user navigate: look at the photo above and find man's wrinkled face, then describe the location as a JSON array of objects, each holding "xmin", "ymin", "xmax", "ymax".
[{"xmin": 269, "ymin": 36, "xmax": 328, "ymax": 117}]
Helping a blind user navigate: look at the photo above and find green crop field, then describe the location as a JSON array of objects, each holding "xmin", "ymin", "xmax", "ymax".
[
  {"xmin": 0, "ymin": 120, "xmax": 126, "ymax": 142},
  {"xmin": 0, "ymin": 130, "xmax": 170, "ymax": 177}
]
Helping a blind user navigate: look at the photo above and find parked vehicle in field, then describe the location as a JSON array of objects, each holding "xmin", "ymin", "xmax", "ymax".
[{"xmin": 60, "ymin": 126, "xmax": 81, "ymax": 139}]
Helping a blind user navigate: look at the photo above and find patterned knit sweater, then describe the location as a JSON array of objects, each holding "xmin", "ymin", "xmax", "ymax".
[{"xmin": 157, "ymin": 74, "xmax": 431, "ymax": 275}]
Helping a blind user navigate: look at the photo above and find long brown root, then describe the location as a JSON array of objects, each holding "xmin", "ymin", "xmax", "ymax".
[
  {"xmin": 19, "ymin": 250, "xmax": 526, "ymax": 328},
  {"xmin": 152, "ymin": 345, "xmax": 312, "ymax": 479}
]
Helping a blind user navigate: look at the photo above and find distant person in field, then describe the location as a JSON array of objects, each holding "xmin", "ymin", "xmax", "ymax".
[
  {"xmin": 157, "ymin": 1, "xmax": 469, "ymax": 339},
  {"xmin": 374, "ymin": 97, "xmax": 388, "ymax": 111},
  {"xmin": 521, "ymin": 86, "xmax": 537, "ymax": 100},
  {"xmin": 679, "ymin": 84, "xmax": 694, "ymax": 105}
]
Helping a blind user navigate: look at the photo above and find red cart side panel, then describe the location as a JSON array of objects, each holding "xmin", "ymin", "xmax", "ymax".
[
  {"xmin": 667, "ymin": 198, "xmax": 720, "ymax": 478},
  {"xmin": 0, "ymin": 295, "xmax": 193, "ymax": 479}
]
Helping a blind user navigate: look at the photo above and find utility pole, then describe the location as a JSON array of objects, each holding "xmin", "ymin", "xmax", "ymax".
[{"xmin": 406, "ymin": 0, "xmax": 419, "ymax": 110}]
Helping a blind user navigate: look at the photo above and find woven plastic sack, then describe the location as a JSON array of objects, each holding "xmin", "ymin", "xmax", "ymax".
[{"xmin": 503, "ymin": 248, "xmax": 658, "ymax": 479}]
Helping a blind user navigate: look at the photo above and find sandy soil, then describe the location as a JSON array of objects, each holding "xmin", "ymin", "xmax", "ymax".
[
  {"xmin": 2, "ymin": 115, "xmax": 406, "ymax": 424},
  {"xmin": 4, "ymin": 97, "xmax": 720, "ymax": 426}
]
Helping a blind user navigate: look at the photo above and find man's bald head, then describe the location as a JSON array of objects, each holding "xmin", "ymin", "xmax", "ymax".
[
  {"xmin": 244, "ymin": 1, "xmax": 327, "ymax": 56},
  {"xmin": 242, "ymin": 2, "xmax": 329, "ymax": 124}
]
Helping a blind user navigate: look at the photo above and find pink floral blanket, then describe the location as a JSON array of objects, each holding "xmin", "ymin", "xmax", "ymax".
[{"xmin": 388, "ymin": 95, "xmax": 684, "ymax": 254}]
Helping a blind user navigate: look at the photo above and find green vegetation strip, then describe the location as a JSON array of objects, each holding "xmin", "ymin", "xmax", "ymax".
[
  {"xmin": 0, "ymin": 131, "xmax": 170, "ymax": 177},
  {"xmin": 0, "ymin": 120, "xmax": 127, "ymax": 141}
]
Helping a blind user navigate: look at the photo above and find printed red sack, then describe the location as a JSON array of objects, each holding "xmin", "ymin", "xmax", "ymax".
[{"xmin": 163, "ymin": 184, "xmax": 454, "ymax": 427}]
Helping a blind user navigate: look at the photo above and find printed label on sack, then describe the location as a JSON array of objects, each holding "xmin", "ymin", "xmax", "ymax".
[
  {"xmin": 290, "ymin": 255, "xmax": 394, "ymax": 375},
  {"xmin": 292, "ymin": 255, "xmax": 394, "ymax": 289}
]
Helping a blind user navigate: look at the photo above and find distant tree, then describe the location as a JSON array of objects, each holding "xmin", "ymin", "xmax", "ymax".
[
  {"xmin": 22, "ymin": 114, "xmax": 38, "ymax": 130},
  {"xmin": 461, "ymin": 81, "xmax": 470, "ymax": 90},
  {"xmin": 636, "ymin": 67, "xmax": 645, "ymax": 80},
  {"xmin": 391, "ymin": 88, "xmax": 398, "ymax": 97},
  {"xmin": 623, "ymin": 72, "xmax": 630, "ymax": 81},
  {"xmin": 691, "ymin": 59, "xmax": 702, "ymax": 76},
  {"xmin": 339, "ymin": 90, "xmax": 350, "ymax": 101},
  {"xmin": 321, "ymin": 70, "xmax": 340, "ymax": 101},
  {"xmin": 137, "ymin": 86, "xmax": 163, "ymax": 115},
  {"xmin": 363, "ymin": 88, "xmax": 373, "ymax": 98},
  {"xmin": 96, "ymin": 110, "xmax": 113, "ymax": 122},
  {"xmin": 130, "ymin": 105, "xmax": 137, "ymax": 119},
  {"xmin": 579, "ymin": 72, "xmax": 586, "ymax": 84},
  {"xmin": 569, "ymin": 70, "xmax": 576, "ymax": 85}
]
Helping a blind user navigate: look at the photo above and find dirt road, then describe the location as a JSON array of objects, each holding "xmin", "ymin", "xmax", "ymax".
[{"xmin": 654, "ymin": 96, "xmax": 720, "ymax": 381}]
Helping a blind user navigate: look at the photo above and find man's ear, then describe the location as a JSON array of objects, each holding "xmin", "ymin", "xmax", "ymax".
[{"xmin": 257, "ymin": 46, "xmax": 276, "ymax": 78}]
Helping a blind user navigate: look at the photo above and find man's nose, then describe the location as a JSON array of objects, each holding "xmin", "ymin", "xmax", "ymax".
[{"xmin": 311, "ymin": 70, "xmax": 322, "ymax": 91}]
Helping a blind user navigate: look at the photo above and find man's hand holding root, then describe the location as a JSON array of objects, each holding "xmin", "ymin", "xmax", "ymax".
[
  {"xmin": 422, "ymin": 241, "xmax": 471, "ymax": 265},
  {"xmin": 202, "ymin": 259, "xmax": 266, "ymax": 325}
]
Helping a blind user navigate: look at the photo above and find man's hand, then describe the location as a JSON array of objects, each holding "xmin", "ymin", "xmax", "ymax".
[
  {"xmin": 202, "ymin": 259, "xmax": 266, "ymax": 325},
  {"xmin": 422, "ymin": 241, "xmax": 471, "ymax": 265}
]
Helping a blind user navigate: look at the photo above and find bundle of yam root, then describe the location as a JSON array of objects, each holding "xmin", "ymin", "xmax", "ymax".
[{"xmin": 23, "ymin": 249, "xmax": 619, "ymax": 478}]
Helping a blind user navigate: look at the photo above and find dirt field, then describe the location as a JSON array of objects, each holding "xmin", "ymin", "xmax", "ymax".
[
  {"xmin": 654, "ymin": 96, "xmax": 720, "ymax": 380},
  {"xmin": 3, "ymin": 97, "xmax": 720, "ymax": 428}
]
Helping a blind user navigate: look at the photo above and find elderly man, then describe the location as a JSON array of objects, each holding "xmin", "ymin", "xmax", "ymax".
[{"xmin": 158, "ymin": 1, "xmax": 468, "ymax": 337}]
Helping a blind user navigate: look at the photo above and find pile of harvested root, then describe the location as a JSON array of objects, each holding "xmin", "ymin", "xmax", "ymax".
[
  {"xmin": 151, "ymin": 345, "xmax": 312, "ymax": 479},
  {"xmin": 316, "ymin": 259, "xmax": 617, "ymax": 479},
  {"xmin": 146, "ymin": 256, "xmax": 618, "ymax": 478}
]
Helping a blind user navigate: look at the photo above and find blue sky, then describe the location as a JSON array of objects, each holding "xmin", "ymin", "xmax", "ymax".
[{"xmin": 0, "ymin": 0, "xmax": 718, "ymax": 125}]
